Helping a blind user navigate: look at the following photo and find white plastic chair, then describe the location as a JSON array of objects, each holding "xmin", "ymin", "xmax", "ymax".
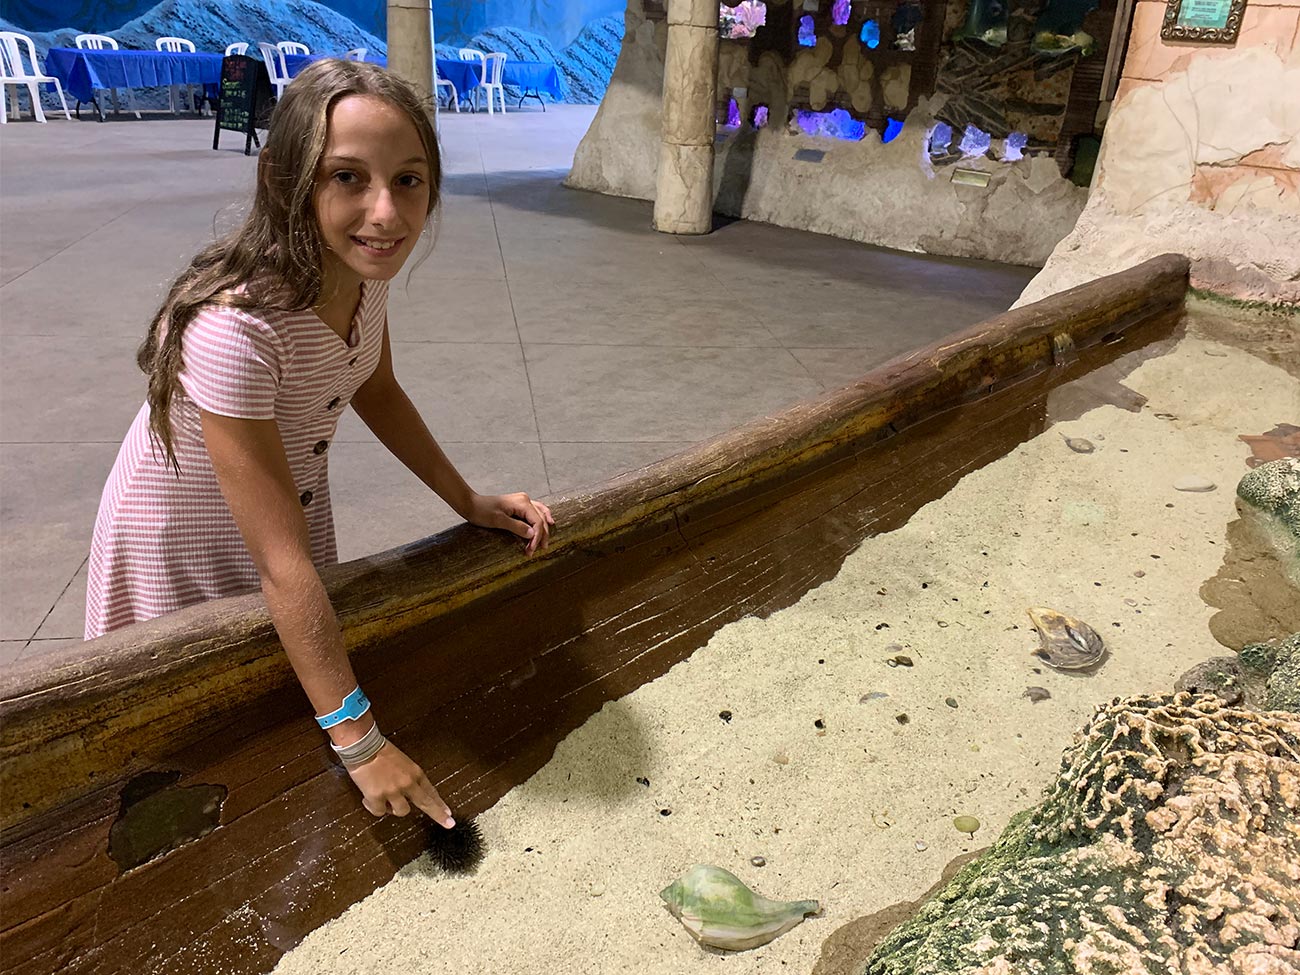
[
  {"xmin": 225, "ymin": 42, "xmax": 248, "ymax": 56},
  {"xmin": 277, "ymin": 41, "xmax": 310, "ymax": 56},
  {"xmin": 156, "ymin": 36, "xmax": 199, "ymax": 114},
  {"xmin": 481, "ymin": 51, "xmax": 506, "ymax": 115},
  {"xmin": 259, "ymin": 42, "xmax": 290, "ymax": 98},
  {"xmin": 457, "ymin": 48, "xmax": 489, "ymax": 111},
  {"xmin": 344, "ymin": 47, "xmax": 366, "ymax": 61},
  {"xmin": 0, "ymin": 31, "xmax": 72, "ymax": 123},
  {"xmin": 75, "ymin": 33, "xmax": 140, "ymax": 118},
  {"xmin": 435, "ymin": 76, "xmax": 458, "ymax": 112}
]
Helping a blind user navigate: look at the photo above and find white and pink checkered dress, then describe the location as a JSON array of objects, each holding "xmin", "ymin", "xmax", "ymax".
[{"xmin": 85, "ymin": 280, "xmax": 389, "ymax": 639}]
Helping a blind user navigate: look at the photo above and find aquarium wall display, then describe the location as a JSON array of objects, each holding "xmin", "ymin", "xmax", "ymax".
[
  {"xmin": 708, "ymin": 0, "xmax": 1115, "ymax": 177},
  {"xmin": 0, "ymin": 0, "xmax": 626, "ymax": 103}
]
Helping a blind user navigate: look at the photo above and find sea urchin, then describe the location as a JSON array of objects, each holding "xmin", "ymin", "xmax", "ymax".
[{"xmin": 426, "ymin": 817, "xmax": 485, "ymax": 874}]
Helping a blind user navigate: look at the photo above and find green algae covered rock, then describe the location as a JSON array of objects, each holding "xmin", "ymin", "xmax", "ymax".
[
  {"xmin": 1240, "ymin": 632, "xmax": 1300, "ymax": 714},
  {"xmin": 861, "ymin": 693, "xmax": 1300, "ymax": 975},
  {"xmin": 1237, "ymin": 458, "xmax": 1300, "ymax": 566}
]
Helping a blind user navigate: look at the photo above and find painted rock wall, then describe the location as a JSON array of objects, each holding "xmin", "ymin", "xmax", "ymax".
[
  {"xmin": 1018, "ymin": 4, "xmax": 1300, "ymax": 305},
  {"xmin": 567, "ymin": 0, "xmax": 1087, "ymax": 267},
  {"xmin": 0, "ymin": 0, "xmax": 384, "ymax": 64}
]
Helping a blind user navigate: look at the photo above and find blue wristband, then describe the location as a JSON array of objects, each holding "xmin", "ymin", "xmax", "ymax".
[{"xmin": 316, "ymin": 686, "xmax": 371, "ymax": 729}]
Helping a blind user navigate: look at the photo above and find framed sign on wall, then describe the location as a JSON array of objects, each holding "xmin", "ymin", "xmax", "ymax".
[{"xmin": 1160, "ymin": 0, "xmax": 1246, "ymax": 43}]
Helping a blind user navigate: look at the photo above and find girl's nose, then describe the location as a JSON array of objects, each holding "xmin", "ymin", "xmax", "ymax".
[{"xmin": 369, "ymin": 188, "xmax": 398, "ymax": 226}]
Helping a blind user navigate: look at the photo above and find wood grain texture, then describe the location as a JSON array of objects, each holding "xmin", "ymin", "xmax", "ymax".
[{"xmin": 0, "ymin": 255, "xmax": 1188, "ymax": 975}]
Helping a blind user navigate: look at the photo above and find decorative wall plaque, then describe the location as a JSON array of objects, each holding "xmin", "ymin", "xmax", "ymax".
[{"xmin": 1160, "ymin": 0, "xmax": 1246, "ymax": 43}]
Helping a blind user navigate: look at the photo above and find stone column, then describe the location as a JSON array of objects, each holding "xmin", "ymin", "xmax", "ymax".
[
  {"xmin": 653, "ymin": 0, "xmax": 721, "ymax": 235},
  {"xmin": 387, "ymin": 0, "xmax": 435, "ymax": 105}
]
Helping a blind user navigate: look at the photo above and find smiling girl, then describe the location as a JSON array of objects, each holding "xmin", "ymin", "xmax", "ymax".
[{"xmin": 86, "ymin": 60, "xmax": 553, "ymax": 826}]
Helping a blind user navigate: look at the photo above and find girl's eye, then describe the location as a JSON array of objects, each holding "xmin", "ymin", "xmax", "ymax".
[
  {"xmin": 332, "ymin": 171, "xmax": 359, "ymax": 185},
  {"xmin": 398, "ymin": 174, "xmax": 424, "ymax": 188}
]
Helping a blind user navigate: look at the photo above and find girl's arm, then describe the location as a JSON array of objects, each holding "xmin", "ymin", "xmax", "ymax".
[
  {"xmin": 200, "ymin": 409, "xmax": 454, "ymax": 825},
  {"xmin": 350, "ymin": 320, "xmax": 554, "ymax": 554}
]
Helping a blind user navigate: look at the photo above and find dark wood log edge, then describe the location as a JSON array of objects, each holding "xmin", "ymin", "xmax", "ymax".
[{"xmin": 0, "ymin": 253, "xmax": 1188, "ymax": 836}]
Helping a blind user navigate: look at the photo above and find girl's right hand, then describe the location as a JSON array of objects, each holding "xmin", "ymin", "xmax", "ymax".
[{"xmin": 346, "ymin": 742, "xmax": 455, "ymax": 827}]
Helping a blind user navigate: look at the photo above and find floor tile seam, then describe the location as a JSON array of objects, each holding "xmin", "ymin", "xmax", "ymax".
[
  {"xmin": 25, "ymin": 553, "xmax": 89, "ymax": 646},
  {"xmin": 479, "ymin": 137, "xmax": 551, "ymax": 496},
  {"xmin": 666, "ymin": 230, "xmax": 793, "ymax": 353},
  {"xmin": 331, "ymin": 439, "xmax": 545, "ymax": 445},
  {"xmin": 0, "ymin": 198, "xmax": 154, "ymax": 290},
  {"xmin": 509, "ymin": 340, "xmax": 825, "ymax": 349},
  {"xmin": 539, "ymin": 439, "xmax": 701, "ymax": 445},
  {"xmin": 0, "ymin": 440, "xmax": 127, "ymax": 445},
  {"xmin": 516, "ymin": 341, "xmax": 870, "ymax": 353}
]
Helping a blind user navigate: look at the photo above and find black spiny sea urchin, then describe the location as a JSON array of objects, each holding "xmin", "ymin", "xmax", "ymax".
[{"xmin": 426, "ymin": 817, "xmax": 485, "ymax": 875}]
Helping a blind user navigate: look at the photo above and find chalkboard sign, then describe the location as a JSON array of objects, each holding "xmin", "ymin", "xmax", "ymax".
[{"xmin": 213, "ymin": 54, "xmax": 273, "ymax": 155}]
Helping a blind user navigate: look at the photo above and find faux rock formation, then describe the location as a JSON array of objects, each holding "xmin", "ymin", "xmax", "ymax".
[
  {"xmin": 1238, "ymin": 457, "xmax": 1300, "ymax": 567},
  {"xmin": 1240, "ymin": 633, "xmax": 1300, "ymax": 715},
  {"xmin": 1175, "ymin": 632, "xmax": 1299, "ymax": 712},
  {"xmin": 856, "ymin": 693, "xmax": 1300, "ymax": 974},
  {"xmin": 567, "ymin": 0, "xmax": 1086, "ymax": 266}
]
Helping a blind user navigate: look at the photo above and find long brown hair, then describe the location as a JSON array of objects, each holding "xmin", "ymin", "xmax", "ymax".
[{"xmin": 137, "ymin": 58, "xmax": 441, "ymax": 473}]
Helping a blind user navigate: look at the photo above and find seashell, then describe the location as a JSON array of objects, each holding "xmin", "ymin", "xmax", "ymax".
[
  {"xmin": 1063, "ymin": 436, "xmax": 1095, "ymax": 454},
  {"xmin": 660, "ymin": 864, "xmax": 819, "ymax": 951},
  {"xmin": 1027, "ymin": 607, "xmax": 1105, "ymax": 671}
]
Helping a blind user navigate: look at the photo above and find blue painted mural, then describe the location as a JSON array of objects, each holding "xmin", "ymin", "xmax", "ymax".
[
  {"xmin": 0, "ymin": 0, "xmax": 623, "ymax": 45},
  {"xmin": 0, "ymin": 0, "xmax": 625, "ymax": 103}
]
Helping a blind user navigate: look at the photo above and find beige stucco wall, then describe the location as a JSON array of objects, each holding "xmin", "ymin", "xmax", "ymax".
[
  {"xmin": 567, "ymin": 1, "xmax": 1087, "ymax": 267},
  {"xmin": 1019, "ymin": 0, "xmax": 1300, "ymax": 305}
]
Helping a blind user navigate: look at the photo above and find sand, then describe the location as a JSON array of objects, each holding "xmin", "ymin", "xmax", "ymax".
[{"xmin": 273, "ymin": 314, "xmax": 1300, "ymax": 975}]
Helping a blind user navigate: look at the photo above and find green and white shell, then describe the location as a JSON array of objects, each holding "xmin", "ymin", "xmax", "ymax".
[{"xmin": 660, "ymin": 864, "xmax": 819, "ymax": 951}]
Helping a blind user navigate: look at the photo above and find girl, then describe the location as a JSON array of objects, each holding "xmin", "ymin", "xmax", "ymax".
[{"xmin": 86, "ymin": 59, "xmax": 553, "ymax": 827}]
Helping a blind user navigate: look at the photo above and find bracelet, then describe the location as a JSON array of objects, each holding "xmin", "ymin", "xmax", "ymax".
[
  {"xmin": 316, "ymin": 685, "xmax": 371, "ymax": 729},
  {"xmin": 331, "ymin": 722, "xmax": 388, "ymax": 767}
]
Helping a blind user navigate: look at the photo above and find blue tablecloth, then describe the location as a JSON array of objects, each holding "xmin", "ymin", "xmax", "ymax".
[
  {"xmin": 284, "ymin": 53, "xmax": 562, "ymax": 102},
  {"xmin": 436, "ymin": 59, "xmax": 563, "ymax": 100},
  {"xmin": 500, "ymin": 61, "xmax": 563, "ymax": 99},
  {"xmin": 44, "ymin": 47, "xmax": 223, "ymax": 105},
  {"xmin": 434, "ymin": 58, "xmax": 478, "ymax": 96}
]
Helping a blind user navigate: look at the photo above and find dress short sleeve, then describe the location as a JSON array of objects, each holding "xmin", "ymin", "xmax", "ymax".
[{"xmin": 178, "ymin": 305, "xmax": 283, "ymax": 420}]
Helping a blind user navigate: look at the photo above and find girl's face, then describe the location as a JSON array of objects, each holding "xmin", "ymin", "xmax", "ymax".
[{"xmin": 313, "ymin": 94, "xmax": 432, "ymax": 295}]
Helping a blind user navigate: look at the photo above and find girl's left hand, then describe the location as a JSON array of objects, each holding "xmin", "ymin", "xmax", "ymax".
[{"xmin": 466, "ymin": 492, "xmax": 555, "ymax": 556}]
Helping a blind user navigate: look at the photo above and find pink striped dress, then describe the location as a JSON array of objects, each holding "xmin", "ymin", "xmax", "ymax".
[{"xmin": 85, "ymin": 280, "xmax": 388, "ymax": 639}]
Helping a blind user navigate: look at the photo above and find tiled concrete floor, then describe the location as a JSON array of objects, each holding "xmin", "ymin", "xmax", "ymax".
[{"xmin": 0, "ymin": 105, "xmax": 1036, "ymax": 664}]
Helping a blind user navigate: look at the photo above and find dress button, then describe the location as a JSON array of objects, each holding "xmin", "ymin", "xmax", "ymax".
[
  {"xmin": 300, "ymin": 490, "xmax": 313, "ymax": 506},
  {"xmin": 326, "ymin": 396, "xmax": 341, "ymax": 410},
  {"xmin": 348, "ymin": 356, "xmax": 358, "ymax": 367},
  {"xmin": 313, "ymin": 440, "xmax": 329, "ymax": 455}
]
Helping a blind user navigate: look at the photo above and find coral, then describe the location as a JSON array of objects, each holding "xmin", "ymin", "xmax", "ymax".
[
  {"xmin": 862, "ymin": 694, "xmax": 1300, "ymax": 975},
  {"xmin": 721, "ymin": 1, "xmax": 767, "ymax": 40},
  {"xmin": 798, "ymin": 14, "xmax": 816, "ymax": 47},
  {"xmin": 795, "ymin": 108, "xmax": 866, "ymax": 141}
]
